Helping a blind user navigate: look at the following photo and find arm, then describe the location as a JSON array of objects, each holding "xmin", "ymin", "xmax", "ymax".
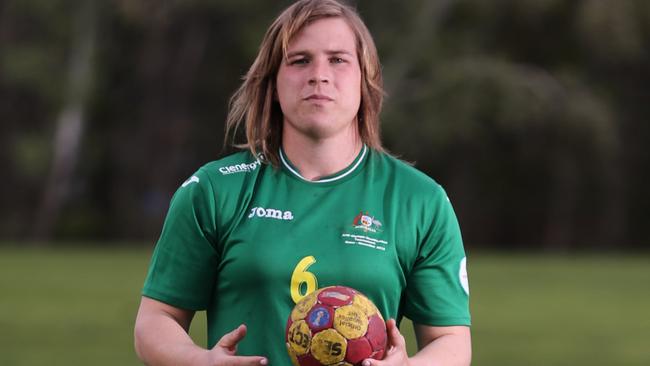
[
  {"xmin": 134, "ymin": 296, "xmax": 268, "ymax": 366},
  {"xmin": 363, "ymin": 320, "xmax": 471, "ymax": 366},
  {"xmin": 411, "ymin": 323, "xmax": 471, "ymax": 366}
]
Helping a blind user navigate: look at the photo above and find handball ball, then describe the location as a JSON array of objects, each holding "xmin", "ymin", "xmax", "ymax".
[{"xmin": 286, "ymin": 286, "xmax": 387, "ymax": 366}]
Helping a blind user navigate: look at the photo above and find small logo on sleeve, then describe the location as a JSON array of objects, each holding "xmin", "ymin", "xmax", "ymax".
[
  {"xmin": 459, "ymin": 257, "xmax": 469, "ymax": 295},
  {"xmin": 181, "ymin": 175, "xmax": 199, "ymax": 187}
]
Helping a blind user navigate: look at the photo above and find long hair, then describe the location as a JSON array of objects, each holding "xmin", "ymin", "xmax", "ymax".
[{"xmin": 225, "ymin": 0, "xmax": 385, "ymax": 166}]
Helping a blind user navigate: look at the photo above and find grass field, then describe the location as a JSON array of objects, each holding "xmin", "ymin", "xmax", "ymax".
[{"xmin": 0, "ymin": 246, "xmax": 648, "ymax": 365}]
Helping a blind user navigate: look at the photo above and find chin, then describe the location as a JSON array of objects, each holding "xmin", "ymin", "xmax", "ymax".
[
  {"xmin": 285, "ymin": 113, "xmax": 357, "ymax": 140},
  {"xmin": 300, "ymin": 124, "xmax": 346, "ymax": 141}
]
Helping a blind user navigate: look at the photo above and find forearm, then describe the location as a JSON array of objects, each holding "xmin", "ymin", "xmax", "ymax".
[
  {"xmin": 409, "ymin": 327, "xmax": 471, "ymax": 366},
  {"xmin": 134, "ymin": 312, "xmax": 208, "ymax": 366}
]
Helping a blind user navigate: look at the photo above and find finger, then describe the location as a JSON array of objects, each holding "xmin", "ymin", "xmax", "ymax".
[
  {"xmin": 362, "ymin": 350, "xmax": 400, "ymax": 366},
  {"xmin": 385, "ymin": 319, "xmax": 407, "ymax": 350},
  {"xmin": 217, "ymin": 324, "xmax": 248, "ymax": 351},
  {"xmin": 224, "ymin": 355, "xmax": 268, "ymax": 366},
  {"xmin": 362, "ymin": 320, "xmax": 408, "ymax": 366}
]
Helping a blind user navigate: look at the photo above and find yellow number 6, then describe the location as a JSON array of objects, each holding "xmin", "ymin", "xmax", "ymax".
[{"xmin": 290, "ymin": 256, "xmax": 318, "ymax": 303}]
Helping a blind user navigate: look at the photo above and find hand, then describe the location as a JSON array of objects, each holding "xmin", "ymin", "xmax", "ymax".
[
  {"xmin": 362, "ymin": 319, "xmax": 411, "ymax": 366},
  {"xmin": 206, "ymin": 324, "xmax": 268, "ymax": 366}
]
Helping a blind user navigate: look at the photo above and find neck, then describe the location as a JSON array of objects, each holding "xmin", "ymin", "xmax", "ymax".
[{"xmin": 282, "ymin": 130, "xmax": 363, "ymax": 182}]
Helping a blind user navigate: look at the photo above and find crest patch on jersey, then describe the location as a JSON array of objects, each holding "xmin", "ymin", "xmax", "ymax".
[
  {"xmin": 352, "ymin": 211, "xmax": 383, "ymax": 233},
  {"xmin": 340, "ymin": 211, "xmax": 388, "ymax": 251}
]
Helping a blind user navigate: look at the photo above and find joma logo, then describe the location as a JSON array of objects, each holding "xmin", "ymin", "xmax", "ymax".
[{"xmin": 248, "ymin": 207, "xmax": 294, "ymax": 221}]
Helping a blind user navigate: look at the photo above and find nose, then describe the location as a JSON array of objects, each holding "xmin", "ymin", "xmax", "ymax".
[
  {"xmin": 308, "ymin": 58, "xmax": 330, "ymax": 85},
  {"xmin": 309, "ymin": 76, "xmax": 328, "ymax": 85}
]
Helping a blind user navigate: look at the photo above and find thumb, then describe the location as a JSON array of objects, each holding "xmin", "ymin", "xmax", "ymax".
[
  {"xmin": 216, "ymin": 324, "xmax": 248, "ymax": 351},
  {"xmin": 385, "ymin": 319, "xmax": 407, "ymax": 350}
]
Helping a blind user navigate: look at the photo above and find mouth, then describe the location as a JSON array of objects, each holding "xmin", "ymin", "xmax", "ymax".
[{"xmin": 304, "ymin": 94, "xmax": 334, "ymax": 101}]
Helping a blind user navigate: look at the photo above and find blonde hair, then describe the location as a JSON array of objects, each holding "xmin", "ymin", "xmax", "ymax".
[{"xmin": 225, "ymin": 0, "xmax": 385, "ymax": 166}]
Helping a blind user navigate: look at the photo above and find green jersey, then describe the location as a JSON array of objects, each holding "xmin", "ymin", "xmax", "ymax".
[{"xmin": 142, "ymin": 146, "xmax": 470, "ymax": 364}]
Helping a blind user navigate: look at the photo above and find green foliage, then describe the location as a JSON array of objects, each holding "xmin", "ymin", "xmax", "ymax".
[
  {"xmin": 1, "ymin": 0, "xmax": 75, "ymax": 104},
  {"xmin": 1, "ymin": 0, "xmax": 649, "ymax": 247},
  {"xmin": 11, "ymin": 134, "xmax": 52, "ymax": 179}
]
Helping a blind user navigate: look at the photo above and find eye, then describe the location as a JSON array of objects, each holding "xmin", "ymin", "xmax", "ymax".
[
  {"xmin": 290, "ymin": 58, "xmax": 309, "ymax": 65},
  {"xmin": 330, "ymin": 57, "xmax": 346, "ymax": 64}
]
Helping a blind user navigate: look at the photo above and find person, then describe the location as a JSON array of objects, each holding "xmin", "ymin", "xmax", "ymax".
[{"xmin": 133, "ymin": 0, "xmax": 472, "ymax": 365}]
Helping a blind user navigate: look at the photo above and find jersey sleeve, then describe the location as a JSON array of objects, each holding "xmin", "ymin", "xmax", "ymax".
[
  {"xmin": 403, "ymin": 185, "xmax": 471, "ymax": 326},
  {"xmin": 142, "ymin": 167, "xmax": 219, "ymax": 311}
]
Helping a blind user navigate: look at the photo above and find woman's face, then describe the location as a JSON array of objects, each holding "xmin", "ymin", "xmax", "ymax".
[{"xmin": 276, "ymin": 17, "xmax": 362, "ymax": 142}]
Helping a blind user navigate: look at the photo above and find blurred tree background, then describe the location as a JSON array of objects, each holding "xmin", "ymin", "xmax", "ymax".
[{"xmin": 1, "ymin": 0, "xmax": 648, "ymax": 251}]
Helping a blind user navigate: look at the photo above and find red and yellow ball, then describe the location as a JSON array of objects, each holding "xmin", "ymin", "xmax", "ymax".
[{"xmin": 286, "ymin": 286, "xmax": 387, "ymax": 366}]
